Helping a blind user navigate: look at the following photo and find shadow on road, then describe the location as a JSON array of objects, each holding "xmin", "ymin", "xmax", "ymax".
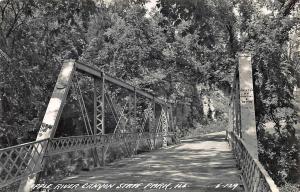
[{"xmin": 49, "ymin": 131, "xmax": 243, "ymax": 192}]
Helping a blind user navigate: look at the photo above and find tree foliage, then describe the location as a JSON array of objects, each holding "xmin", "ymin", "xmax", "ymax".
[
  {"xmin": 0, "ymin": 0, "xmax": 96, "ymax": 145},
  {"xmin": 0, "ymin": 0, "xmax": 299, "ymax": 186},
  {"xmin": 236, "ymin": 0, "xmax": 300, "ymax": 184}
]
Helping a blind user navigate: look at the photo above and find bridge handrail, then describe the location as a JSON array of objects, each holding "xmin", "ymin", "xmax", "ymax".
[
  {"xmin": 0, "ymin": 139, "xmax": 49, "ymax": 188},
  {"xmin": 0, "ymin": 132, "xmax": 173, "ymax": 188},
  {"xmin": 227, "ymin": 131, "xmax": 279, "ymax": 192},
  {"xmin": 46, "ymin": 132, "xmax": 167, "ymax": 156}
]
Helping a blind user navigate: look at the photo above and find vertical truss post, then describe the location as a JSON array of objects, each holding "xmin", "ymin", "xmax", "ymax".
[
  {"xmin": 162, "ymin": 106, "xmax": 168, "ymax": 148},
  {"xmin": 128, "ymin": 94, "xmax": 134, "ymax": 132},
  {"xmin": 169, "ymin": 105, "xmax": 173, "ymax": 133},
  {"xmin": 101, "ymin": 73, "xmax": 106, "ymax": 166},
  {"xmin": 233, "ymin": 90, "xmax": 237, "ymax": 135},
  {"xmin": 93, "ymin": 73, "xmax": 105, "ymax": 166},
  {"xmin": 92, "ymin": 78, "xmax": 101, "ymax": 167},
  {"xmin": 173, "ymin": 102, "xmax": 178, "ymax": 133},
  {"xmin": 235, "ymin": 78, "xmax": 241, "ymax": 138},
  {"xmin": 171, "ymin": 103, "xmax": 177, "ymax": 142},
  {"xmin": 94, "ymin": 78, "xmax": 104, "ymax": 135},
  {"xmin": 122, "ymin": 95, "xmax": 131, "ymax": 156},
  {"xmin": 172, "ymin": 103, "xmax": 177, "ymax": 134},
  {"xmin": 181, "ymin": 103, "xmax": 184, "ymax": 131},
  {"xmin": 227, "ymin": 99, "xmax": 232, "ymax": 140},
  {"xmin": 134, "ymin": 88, "xmax": 137, "ymax": 130},
  {"xmin": 152, "ymin": 97, "xmax": 156, "ymax": 133},
  {"xmin": 152, "ymin": 98, "xmax": 155, "ymax": 133},
  {"xmin": 93, "ymin": 78, "xmax": 97, "ymax": 135},
  {"xmin": 228, "ymin": 76, "xmax": 236, "ymax": 140},
  {"xmin": 152, "ymin": 98, "xmax": 156, "ymax": 149},
  {"xmin": 94, "ymin": 73, "xmax": 105, "ymax": 135},
  {"xmin": 102, "ymin": 73, "xmax": 105, "ymax": 135},
  {"xmin": 168, "ymin": 104, "xmax": 175, "ymax": 143},
  {"xmin": 133, "ymin": 89, "xmax": 138, "ymax": 154},
  {"xmin": 18, "ymin": 60, "xmax": 75, "ymax": 192}
]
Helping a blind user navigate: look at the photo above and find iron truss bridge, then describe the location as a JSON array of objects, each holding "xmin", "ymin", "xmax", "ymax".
[{"xmin": 0, "ymin": 59, "xmax": 279, "ymax": 192}]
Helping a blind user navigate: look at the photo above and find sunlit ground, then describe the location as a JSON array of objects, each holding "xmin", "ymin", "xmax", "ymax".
[{"xmin": 53, "ymin": 131, "xmax": 243, "ymax": 192}]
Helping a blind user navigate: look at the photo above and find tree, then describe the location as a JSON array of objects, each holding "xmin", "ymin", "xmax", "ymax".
[
  {"xmin": 0, "ymin": 0, "xmax": 96, "ymax": 145},
  {"xmin": 237, "ymin": 0, "xmax": 300, "ymax": 184}
]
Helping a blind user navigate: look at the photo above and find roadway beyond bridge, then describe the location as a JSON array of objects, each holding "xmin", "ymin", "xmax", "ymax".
[{"xmin": 52, "ymin": 131, "xmax": 243, "ymax": 192}]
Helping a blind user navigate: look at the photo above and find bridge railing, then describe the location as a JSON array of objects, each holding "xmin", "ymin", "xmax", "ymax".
[
  {"xmin": 45, "ymin": 132, "xmax": 173, "ymax": 156},
  {"xmin": 227, "ymin": 131, "xmax": 279, "ymax": 192},
  {"xmin": 0, "ymin": 132, "xmax": 174, "ymax": 189},
  {"xmin": 0, "ymin": 139, "xmax": 49, "ymax": 188}
]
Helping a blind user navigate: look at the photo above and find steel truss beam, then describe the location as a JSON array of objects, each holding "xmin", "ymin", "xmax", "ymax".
[
  {"xmin": 14, "ymin": 60, "xmax": 174, "ymax": 192},
  {"xmin": 75, "ymin": 62, "xmax": 170, "ymax": 108}
]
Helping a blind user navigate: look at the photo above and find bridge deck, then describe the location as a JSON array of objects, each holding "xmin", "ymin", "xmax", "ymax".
[{"xmin": 57, "ymin": 131, "xmax": 243, "ymax": 191}]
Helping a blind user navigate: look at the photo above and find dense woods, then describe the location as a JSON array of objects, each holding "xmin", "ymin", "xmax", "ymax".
[{"xmin": 0, "ymin": 0, "xmax": 299, "ymax": 189}]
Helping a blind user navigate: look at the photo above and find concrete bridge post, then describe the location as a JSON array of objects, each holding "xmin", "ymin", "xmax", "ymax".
[
  {"xmin": 238, "ymin": 53, "xmax": 258, "ymax": 159},
  {"xmin": 18, "ymin": 60, "xmax": 75, "ymax": 192}
]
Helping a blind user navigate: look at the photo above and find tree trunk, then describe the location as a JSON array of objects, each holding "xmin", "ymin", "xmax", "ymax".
[{"xmin": 209, "ymin": 98, "xmax": 216, "ymax": 122}]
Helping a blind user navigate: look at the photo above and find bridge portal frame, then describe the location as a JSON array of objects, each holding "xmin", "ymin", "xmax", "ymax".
[{"xmin": 14, "ymin": 60, "xmax": 172, "ymax": 192}]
